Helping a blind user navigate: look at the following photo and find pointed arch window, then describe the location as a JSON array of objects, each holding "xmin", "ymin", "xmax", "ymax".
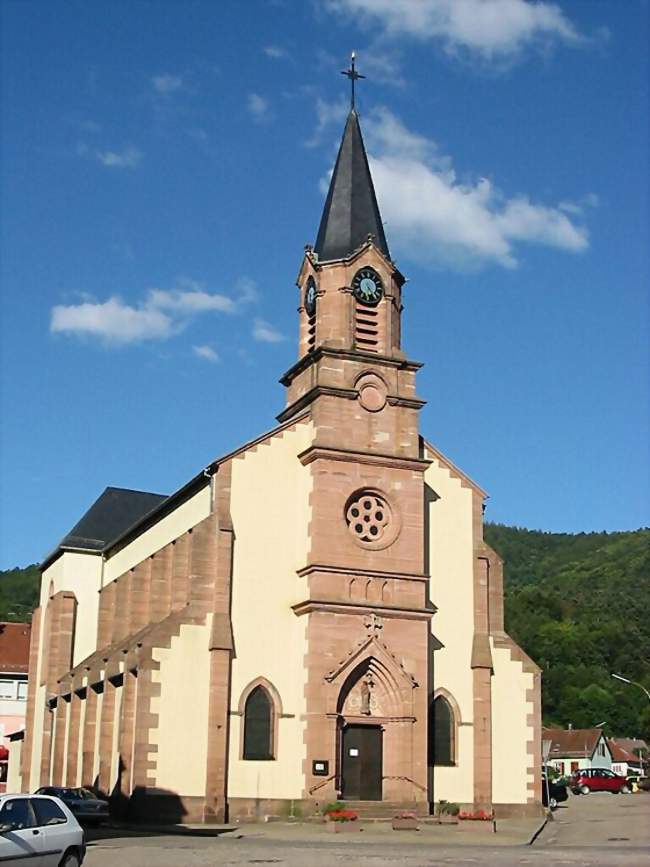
[
  {"xmin": 429, "ymin": 695, "xmax": 456, "ymax": 766},
  {"xmin": 243, "ymin": 686, "xmax": 274, "ymax": 760}
]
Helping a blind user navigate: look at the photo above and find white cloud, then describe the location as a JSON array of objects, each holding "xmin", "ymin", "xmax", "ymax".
[
  {"xmin": 188, "ymin": 127, "xmax": 209, "ymax": 144},
  {"xmin": 152, "ymin": 74, "xmax": 184, "ymax": 94},
  {"xmin": 306, "ymin": 97, "xmax": 349, "ymax": 148},
  {"xmin": 95, "ymin": 146, "xmax": 142, "ymax": 168},
  {"xmin": 193, "ymin": 345, "xmax": 220, "ymax": 363},
  {"xmin": 50, "ymin": 297, "xmax": 174, "ymax": 344},
  {"xmin": 264, "ymin": 45, "xmax": 288, "ymax": 59},
  {"xmin": 325, "ymin": 0, "xmax": 580, "ymax": 58},
  {"xmin": 359, "ymin": 107, "xmax": 589, "ymax": 269},
  {"xmin": 358, "ymin": 50, "xmax": 405, "ymax": 86},
  {"xmin": 80, "ymin": 119, "xmax": 102, "ymax": 133},
  {"xmin": 50, "ymin": 279, "xmax": 259, "ymax": 345},
  {"xmin": 235, "ymin": 277, "xmax": 259, "ymax": 305},
  {"xmin": 147, "ymin": 288, "xmax": 237, "ymax": 314},
  {"xmin": 253, "ymin": 318, "xmax": 285, "ymax": 343},
  {"xmin": 247, "ymin": 93, "xmax": 271, "ymax": 123}
]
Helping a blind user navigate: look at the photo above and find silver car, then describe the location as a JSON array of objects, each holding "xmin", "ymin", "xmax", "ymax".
[{"xmin": 0, "ymin": 793, "xmax": 85, "ymax": 866}]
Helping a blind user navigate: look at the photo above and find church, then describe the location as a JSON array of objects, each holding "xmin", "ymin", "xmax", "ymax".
[{"xmin": 16, "ymin": 86, "xmax": 542, "ymax": 821}]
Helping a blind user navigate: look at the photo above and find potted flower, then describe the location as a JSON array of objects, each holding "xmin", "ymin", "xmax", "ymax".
[
  {"xmin": 392, "ymin": 810, "xmax": 419, "ymax": 831},
  {"xmin": 457, "ymin": 809, "xmax": 496, "ymax": 832},
  {"xmin": 322, "ymin": 803, "xmax": 360, "ymax": 833}
]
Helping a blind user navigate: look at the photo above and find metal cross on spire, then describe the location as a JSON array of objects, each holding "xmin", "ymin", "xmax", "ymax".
[{"xmin": 341, "ymin": 51, "xmax": 365, "ymax": 110}]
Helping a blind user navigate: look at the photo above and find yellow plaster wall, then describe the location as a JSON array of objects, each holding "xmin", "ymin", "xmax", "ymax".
[
  {"xmin": 27, "ymin": 684, "xmax": 46, "ymax": 791},
  {"xmin": 227, "ymin": 421, "xmax": 313, "ymax": 800},
  {"xmin": 424, "ymin": 450, "xmax": 476, "ymax": 804},
  {"xmin": 104, "ymin": 485, "xmax": 211, "ymax": 584},
  {"xmin": 7, "ymin": 738, "xmax": 23, "ymax": 793},
  {"xmin": 61, "ymin": 700, "xmax": 71, "ymax": 783},
  {"xmin": 92, "ymin": 691, "xmax": 102, "ymax": 784},
  {"xmin": 109, "ymin": 685, "xmax": 123, "ymax": 794},
  {"xmin": 75, "ymin": 699, "xmax": 86, "ymax": 787},
  {"xmin": 40, "ymin": 551, "xmax": 103, "ymax": 666},
  {"xmin": 150, "ymin": 617, "xmax": 212, "ymax": 797},
  {"xmin": 491, "ymin": 641, "xmax": 534, "ymax": 804}
]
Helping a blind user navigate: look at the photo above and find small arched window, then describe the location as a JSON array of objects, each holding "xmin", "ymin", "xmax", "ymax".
[
  {"xmin": 430, "ymin": 695, "xmax": 455, "ymax": 766},
  {"xmin": 243, "ymin": 686, "xmax": 274, "ymax": 760}
]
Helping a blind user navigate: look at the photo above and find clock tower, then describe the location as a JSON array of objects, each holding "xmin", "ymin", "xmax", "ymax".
[
  {"xmin": 279, "ymin": 107, "xmax": 424, "ymax": 460},
  {"xmin": 280, "ymin": 89, "xmax": 434, "ymax": 808}
]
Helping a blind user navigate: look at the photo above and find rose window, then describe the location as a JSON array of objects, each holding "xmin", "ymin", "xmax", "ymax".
[{"xmin": 346, "ymin": 492, "xmax": 392, "ymax": 544}]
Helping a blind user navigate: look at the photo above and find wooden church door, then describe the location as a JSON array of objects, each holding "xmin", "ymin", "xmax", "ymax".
[{"xmin": 341, "ymin": 724, "xmax": 383, "ymax": 800}]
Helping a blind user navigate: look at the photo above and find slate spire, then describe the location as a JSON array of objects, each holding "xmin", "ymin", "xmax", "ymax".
[{"xmin": 314, "ymin": 109, "xmax": 390, "ymax": 262}]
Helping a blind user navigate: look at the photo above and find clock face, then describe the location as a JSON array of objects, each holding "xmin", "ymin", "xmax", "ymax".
[
  {"xmin": 304, "ymin": 277, "xmax": 317, "ymax": 316},
  {"xmin": 352, "ymin": 267, "xmax": 383, "ymax": 306}
]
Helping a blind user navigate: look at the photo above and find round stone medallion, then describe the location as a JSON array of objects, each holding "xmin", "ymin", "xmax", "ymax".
[{"xmin": 356, "ymin": 373, "xmax": 387, "ymax": 413}]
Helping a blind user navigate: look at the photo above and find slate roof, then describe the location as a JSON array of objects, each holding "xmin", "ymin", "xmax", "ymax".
[
  {"xmin": 314, "ymin": 109, "xmax": 390, "ymax": 262},
  {"xmin": 543, "ymin": 727, "xmax": 605, "ymax": 758},
  {"xmin": 42, "ymin": 487, "xmax": 167, "ymax": 568},
  {"xmin": 0, "ymin": 622, "xmax": 31, "ymax": 674}
]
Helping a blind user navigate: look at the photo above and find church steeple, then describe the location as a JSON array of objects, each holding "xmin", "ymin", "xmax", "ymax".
[
  {"xmin": 314, "ymin": 109, "xmax": 390, "ymax": 262},
  {"xmin": 279, "ymin": 56, "xmax": 422, "ymax": 428}
]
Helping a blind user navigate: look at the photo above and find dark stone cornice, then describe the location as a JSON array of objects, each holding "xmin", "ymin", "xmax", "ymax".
[
  {"xmin": 297, "ymin": 563, "xmax": 431, "ymax": 586},
  {"xmin": 292, "ymin": 599, "xmax": 435, "ymax": 620},
  {"xmin": 279, "ymin": 345, "xmax": 423, "ymax": 389},
  {"xmin": 297, "ymin": 446, "xmax": 431, "ymax": 472}
]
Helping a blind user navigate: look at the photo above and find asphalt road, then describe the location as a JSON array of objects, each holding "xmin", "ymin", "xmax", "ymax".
[{"xmin": 83, "ymin": 792, "xmax": 650, "ymax": 866}]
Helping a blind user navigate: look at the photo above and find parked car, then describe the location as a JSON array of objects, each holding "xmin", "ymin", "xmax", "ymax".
[
  {"xmin": 626, "ymin": 774, "xmax": 649, "ymax": 792},
  {"xmin": 35, "ymin": 787, "xmax": 109, "ymax": 826},
  {"xmin": 542, "ymin": 772, "xmax": 569, "ymax": 809},
  {"xmin": 0, "ymin": 792, "xmax": 85, "ymax": 866},
  {"xmin": 570, "ymin": 767, "xmax": 631, "ymax": 794}
]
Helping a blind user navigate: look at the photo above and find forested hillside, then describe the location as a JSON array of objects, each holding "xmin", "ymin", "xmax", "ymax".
[
  {"xmin": 0, "ymin": 564, "xmax": 40, "ymax": 623},
  {"xmin": 2, "ymin": 525, "xmax": 649, "ymax": 738},
  {"xmin": 485, "ymin": 524, "xmax": 650, "ymax": 740}
]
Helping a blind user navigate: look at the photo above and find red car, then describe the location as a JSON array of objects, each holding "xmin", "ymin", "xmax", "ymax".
[{"xmin": 570, "ymin": 767, "xmax": 631, "ymax": 794}]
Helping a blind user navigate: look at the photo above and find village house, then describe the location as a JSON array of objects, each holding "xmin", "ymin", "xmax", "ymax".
[
  {"xmin": 0, "ymin": 622, "xmax": 31, "ymax": 792},
  {"xmin": 544, "ymin": 727, "xmax": 612, "ymax": 777},
  {"xmin": 608, "ymin": 739, "xmax": 643, "ymax": 777}
]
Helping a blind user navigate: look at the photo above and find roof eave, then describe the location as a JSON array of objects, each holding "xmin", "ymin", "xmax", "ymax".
[{"xmin": 40, "ymin": 545, "xmax": 104, "ymax": 573}]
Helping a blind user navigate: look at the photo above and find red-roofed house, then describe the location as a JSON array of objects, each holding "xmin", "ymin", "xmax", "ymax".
[
  {"xmin": 0, "ymin": 622, "xmax": 31, "ymax": 791},
  {"xmin": 608, "ymin": 739, "xmax": 643, "ymax": 776},
  {"xmin": 543, "ymin": 727, "xmax": 613, "ymax": 777}
]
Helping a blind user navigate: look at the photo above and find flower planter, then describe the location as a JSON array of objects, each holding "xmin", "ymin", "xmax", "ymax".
[
  {"xmin": 326, "ymin": 821, "xmax": 362, "ymax": 833},
  {"xmin": 391, "ymin": 817, "xmax": 419, "ymax": 831},
  {"xmin": 436, "ymin": 815, "xmax": 459, "ymax": 825},
  {"xmin": 457, "ymin": 819, "xmax": 496, "ymax": 833}
]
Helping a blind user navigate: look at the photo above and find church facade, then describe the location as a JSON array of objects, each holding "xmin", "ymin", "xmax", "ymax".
[{"xmin": 18, "ymin": 107, "xmax": 542, "ymax": 821}]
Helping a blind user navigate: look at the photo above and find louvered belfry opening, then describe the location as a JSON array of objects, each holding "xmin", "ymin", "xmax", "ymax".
[
  {"xmin": 355, "ymin": 301, "xmax": 379, "ymax": 352},
  {"xmin": 306, "ymin": 308, "xmax": 316, "ymax": 352}
]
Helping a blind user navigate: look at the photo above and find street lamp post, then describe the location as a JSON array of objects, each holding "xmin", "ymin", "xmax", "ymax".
[
  {"xmin": 611, "ymin": 673, "xmax": 650, "ymax": 775},
  {"xmin": 611, "ymin": 673, "xmax": 650, "ymax": 702}
]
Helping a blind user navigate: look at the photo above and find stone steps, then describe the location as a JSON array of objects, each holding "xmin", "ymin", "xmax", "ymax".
[{"xmin": 340, "ymin": 801, "xmax": 423, "ymax": 818}]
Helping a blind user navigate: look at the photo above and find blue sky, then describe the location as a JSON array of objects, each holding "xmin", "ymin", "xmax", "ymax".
[{"xmin": 1, "ymin": 0, "xmax": 648, "ymax": 569}]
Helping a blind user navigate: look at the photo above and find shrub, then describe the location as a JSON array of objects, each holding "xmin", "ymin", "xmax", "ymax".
[
  {"xmin": 322, "ymin": 801, "xmax": 346, "ymax": 816},
  {"xmin": 437, "ymin": 800, "xmax": 460, "ymax": 816}
]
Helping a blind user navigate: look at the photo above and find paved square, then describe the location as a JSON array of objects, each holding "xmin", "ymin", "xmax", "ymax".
[{"xmin": 82, "ymin": 792, "xmax": 649, "ymax": 866}]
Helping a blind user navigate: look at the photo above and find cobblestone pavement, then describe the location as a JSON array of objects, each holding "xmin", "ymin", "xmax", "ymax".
[{"xmin": 83, "ymin": 792, "xmax": 649, "ymax": 866}]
